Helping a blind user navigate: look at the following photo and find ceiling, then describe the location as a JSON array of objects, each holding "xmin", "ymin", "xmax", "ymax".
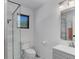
[
  {"xmin": 9, "ymin": 0, "xmax": 64, "ymax": 10},
  {"xmin": 9, "ymin": 0, "xmax": 48, "ymax": 9}
]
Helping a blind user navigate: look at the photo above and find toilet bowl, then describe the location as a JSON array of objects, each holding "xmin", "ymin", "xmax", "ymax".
[
  {"xmin": 23, "ymin": 48, "xmax": 36, "ymax": 59},
  {"xmin": 22, "ymin": 44, "xmax": 36, "ymax": 59}
]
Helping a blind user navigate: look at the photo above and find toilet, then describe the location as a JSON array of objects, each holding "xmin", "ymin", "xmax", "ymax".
[{"xmin": 22, "ymin": 43, "xmax": 36, "ymax": 59}]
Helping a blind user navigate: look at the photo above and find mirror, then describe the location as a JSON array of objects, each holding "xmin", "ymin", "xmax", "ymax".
[{"xmin": 60, "ymin": 7, "xmax": 75, "ymax": 40}]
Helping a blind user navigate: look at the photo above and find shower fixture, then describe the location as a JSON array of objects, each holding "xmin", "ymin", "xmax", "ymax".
[
  {"xmin": 8, "ymin": 0, "xmax": 21, "ymax": 15},
  {"xmin": 7, "ymin": 0, "xmax": 21, "ymax": 24}
]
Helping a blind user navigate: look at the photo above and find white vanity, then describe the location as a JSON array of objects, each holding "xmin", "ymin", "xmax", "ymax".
[{"xmin": 53, "ymin": 45, "xmax": 75, "ymax": 59}]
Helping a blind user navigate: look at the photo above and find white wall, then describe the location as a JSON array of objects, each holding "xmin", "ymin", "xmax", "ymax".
[
  {"xmin": 20, "ymin": 6, "xmax": 34, "ymax": 48},
  {"xmin": 34, "ymin": 1, "xmax": 60, "ymax": 59}
]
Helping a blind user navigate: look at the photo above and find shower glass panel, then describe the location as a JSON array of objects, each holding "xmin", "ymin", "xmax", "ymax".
[{"xmin": 13, "ymin": 8, "xmax": 21, "ymax": 59}]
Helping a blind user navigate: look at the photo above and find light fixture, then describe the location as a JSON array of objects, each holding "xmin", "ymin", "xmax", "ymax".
[
  {"xmin": 59, "ymin": 0, "xmax": 75, "ymax": 11},
  {"xmin": 69, "ymin": 0, "xmax": 75, "ymax": 7}
]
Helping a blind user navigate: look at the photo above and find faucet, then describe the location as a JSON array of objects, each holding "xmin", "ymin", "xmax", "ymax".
[
  {"xmin": 69, "ymin": 35, "xmax": 75, "ymax": 48},
  {"xmin": 69, "ymin": 41, "xmax": 75, "ymax": 48}
]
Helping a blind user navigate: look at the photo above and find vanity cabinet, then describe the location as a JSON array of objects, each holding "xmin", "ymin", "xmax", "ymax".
[
  {"xmin": 53, "ymin": 45, "xmax": 75, "ymax": 59},
  {"xmin": 68, "ymin": 55, "xmax": 75, "ymax": 59},
  {"xmin": 53, "ymin": 49, "xmax": 68, "ymax": 59}
]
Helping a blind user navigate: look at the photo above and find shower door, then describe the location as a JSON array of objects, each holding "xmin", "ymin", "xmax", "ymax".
[
  {"xmin": 6, "ymin": 1, "xmax": 21, "ymax": 59},
  {"xmin": 13, "ymin": 7, "xmax": 21, "ymax": 59}
]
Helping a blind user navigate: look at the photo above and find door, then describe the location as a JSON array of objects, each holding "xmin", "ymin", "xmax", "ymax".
[
  {"xmin": 68, "ymin": 55, "xmax": 75, "ymax": 59},
  {"xmin": 13, "ymin": 7, "xmax": 21, "ymax": 59}
]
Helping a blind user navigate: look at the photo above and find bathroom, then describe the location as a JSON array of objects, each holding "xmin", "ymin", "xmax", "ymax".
[{"xmin": 4, "ymin": 0, "xmax": 75, "ymax": 59}]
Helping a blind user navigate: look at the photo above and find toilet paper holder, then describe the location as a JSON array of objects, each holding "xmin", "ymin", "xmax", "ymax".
[{"xmin": 42, "ymin": 41, "xmax": 47, "ymax": 45}]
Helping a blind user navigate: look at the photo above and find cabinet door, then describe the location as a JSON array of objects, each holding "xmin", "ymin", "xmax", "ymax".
[
  {"xmin": 53, "ymin": 54, "xmax": 68, "ymax": 59},
  {"xmin": 53, "ymin": 49, "xmax": 68, "ymax": 59},
  {"xmin": 68, "ymin": 55, "xmax": 75, "ymax": 59}
]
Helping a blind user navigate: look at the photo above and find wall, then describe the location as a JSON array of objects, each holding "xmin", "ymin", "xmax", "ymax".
[
  {"xmin": 20, "ymin": 6, "xmax": 34, "ymax": 48},
  {"xmin": 5, "ymin": 1, "xmax": 8, "ymax": 59},
  {"xmin": 34, "ymin": 1, "xmax": 60, "ymax": 59}
]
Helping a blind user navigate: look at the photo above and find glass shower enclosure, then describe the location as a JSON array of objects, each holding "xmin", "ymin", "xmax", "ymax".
[{"xmin": 5, "ymin": 0, "xmax": 21, "ymax": 59}]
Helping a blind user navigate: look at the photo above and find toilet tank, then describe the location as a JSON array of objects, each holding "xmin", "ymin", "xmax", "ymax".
[{"xmin": 21, "ymin": 41, "xmax": 33, "ymax": 49}]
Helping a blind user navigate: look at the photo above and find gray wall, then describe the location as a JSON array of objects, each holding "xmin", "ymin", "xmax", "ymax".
[{"xmin": 34, "ymin": 1, "xmax": 60, "ymax": 59}]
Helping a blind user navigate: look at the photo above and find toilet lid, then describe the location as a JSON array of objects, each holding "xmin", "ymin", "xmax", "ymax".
[{"xmin": 25, "ymin": 49, "xmax": 36, "ymax": 54}]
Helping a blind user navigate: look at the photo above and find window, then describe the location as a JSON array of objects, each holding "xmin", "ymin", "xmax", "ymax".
[{"xmin": 18, "ymin": 14, "xmax": 29, "ymax": 29}]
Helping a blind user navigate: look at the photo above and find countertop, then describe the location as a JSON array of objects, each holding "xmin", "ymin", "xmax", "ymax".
[{"xmin": 53, "ymin": 45, "xmax": 75, "ymax": 56}]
